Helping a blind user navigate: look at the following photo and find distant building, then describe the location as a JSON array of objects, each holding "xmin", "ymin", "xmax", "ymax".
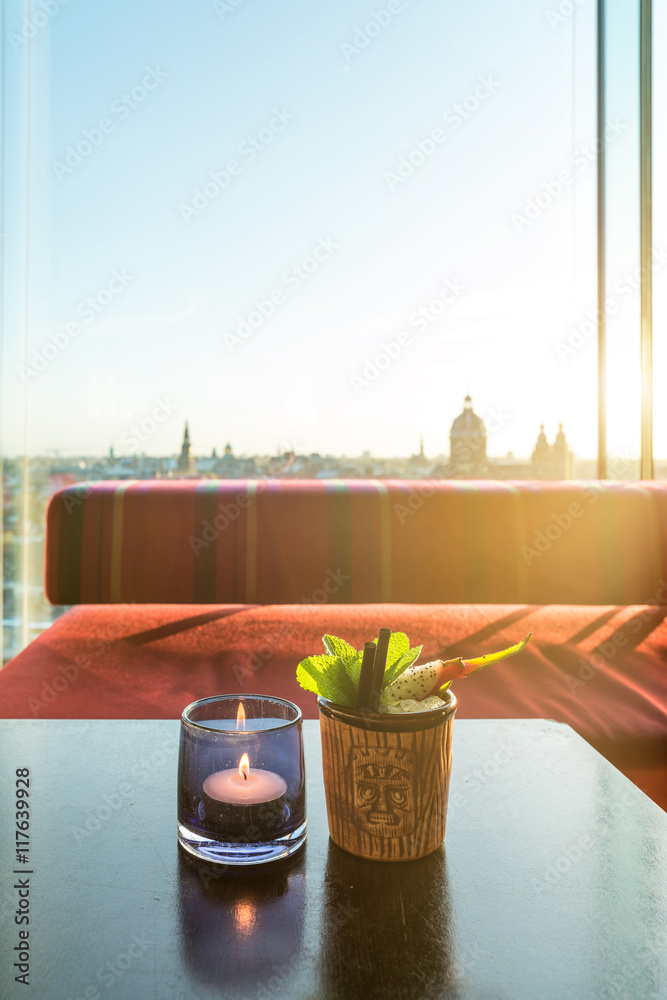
[
  {"xmin": 407, "ymin": 435, "xmax": 430, "ymax": 473},
  {"xmin": 216, "ymin": 443, "xmax": 241, "ymax": 476},
  {"xmin": 191, "ymin": 440, "xmax": 259, "ymax": 478},
  {"xmin": 176, "ymin": 422, "xmax": 196, "ymax": 476},
  {"xmin": 267, "ymin": 450, "xmax": 295, "ymax": 477},
  {"xmin": 531, "ymin": 423, "xmax": 572, "ymax": 479},
  {"xmin": 430, "ymin": 398, "xmax": 573, "ymax": 480},
  {"xmin": 447, "ymin": 396, "xmax": 489, "ymax": 477}
]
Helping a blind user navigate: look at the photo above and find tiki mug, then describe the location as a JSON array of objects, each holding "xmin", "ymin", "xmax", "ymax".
[{"xmin": 318, "ymin": 691, "xmax": 457, "ymax": 861}]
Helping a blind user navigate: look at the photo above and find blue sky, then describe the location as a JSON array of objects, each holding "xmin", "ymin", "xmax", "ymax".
[{"xmin": 5, "ymin": 0, "xmax": 662, "ymax": 462}]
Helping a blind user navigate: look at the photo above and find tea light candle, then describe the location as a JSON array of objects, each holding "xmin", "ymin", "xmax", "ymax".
[{"xmin": 202, "ymin": 753, "xmax": 287, "ymax": 840}]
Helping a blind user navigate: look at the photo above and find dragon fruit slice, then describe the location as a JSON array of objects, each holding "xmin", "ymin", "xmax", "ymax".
[
  {"xmin": 385, "ymin": 658, "xmax": 460, "ymax": 703},
  {"xmin": 385, "ymin": 633, "xmax": 532, "ymax": 703}
]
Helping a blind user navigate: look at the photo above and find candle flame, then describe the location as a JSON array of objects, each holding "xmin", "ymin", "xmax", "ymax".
[
  {"xmin": 239, "ymin": 753, "xmax": 250, "ymax": 781},
  {"xmin": 236, "ymin": 702, "xmax": 246, "ymax": 731}
]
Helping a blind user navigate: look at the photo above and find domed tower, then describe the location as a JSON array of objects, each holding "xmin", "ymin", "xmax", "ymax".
[
  {"xmin": 532, "ymin": 424, "xmax": 549, "ymax": 457},
  {"xmin": 449, "ymin": 396, "xmax": 488, "ymax": 476},
  {"xmin": 554, "ymin": 423, "xmax": 567, "ymax": 452}
]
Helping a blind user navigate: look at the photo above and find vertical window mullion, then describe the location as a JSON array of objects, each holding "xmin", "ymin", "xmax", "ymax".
[
  {"xmin": 597, "ymin": 0, "xmax": 607, "ymax": 479},
  {"xmin": 640, "ymin": 0, "xmax": 653, "ymax": 479}
]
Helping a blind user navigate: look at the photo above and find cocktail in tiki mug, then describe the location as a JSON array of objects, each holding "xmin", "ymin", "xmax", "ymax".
[{"xmin": 298, "ymin": 628, "xmax": 532, "ymax": 861}]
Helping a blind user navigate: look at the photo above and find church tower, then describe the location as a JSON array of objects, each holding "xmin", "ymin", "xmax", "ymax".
[
  {"xmin": 552, "ymin": 423, "xmax": 572, "ymax": 478},
  {"xmin": 177, "ymin": 422, "xmax": 196, "ymax": 475},
  {"xmin": 449, "ymin": 396, "xmax": 488, "ymax": 476},
  {"xmin": 531, "ymin": 423, "xmax": 571, "ymax": 479}
]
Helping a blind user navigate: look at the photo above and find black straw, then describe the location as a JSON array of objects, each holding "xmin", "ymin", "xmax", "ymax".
[
  {"xmin": 356, "ymin": 642, "xmax": 377, "ymax": 710},
  {"xmin": 370, "ymin": 628, "xmax": 391, "ymax": 711}
]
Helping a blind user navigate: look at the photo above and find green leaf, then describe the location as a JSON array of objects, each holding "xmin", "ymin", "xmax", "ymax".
[
  {"xmin": 322, "ymin": 657, "xmax": 358, "ymax": 706},
  {"xmin": 322, "ymin": 634, "xmax": 357, "ymax": 660},
  {"xmin": 296, "ymin": 631, "xmax": 423, "ymax": 708},
  {"xmin": 296, "ymin": 653, "xmax": 357, "ymax": 707},
  {"xmin": 295, "ymin": 658, "xmax": 323, "ymax": 696},
  {"xmin": 383, "ymin": 645, "xmax": 423, "ymax": 687},
  {"xmin": 376, "ymin": 631, "xmax": 409, "ymax": 663},
  {"xmin": 322, "ymin": 635, "xmax": 364, "ymax": 690},
  {"xmin": 340, "ymin": 650, "xmax": 363, "ymax": 689}
]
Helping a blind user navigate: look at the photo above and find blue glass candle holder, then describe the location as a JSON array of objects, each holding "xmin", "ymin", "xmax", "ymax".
[{"xmin": 178, "ymin": 694, "xmax": 307, "ymax": 865}]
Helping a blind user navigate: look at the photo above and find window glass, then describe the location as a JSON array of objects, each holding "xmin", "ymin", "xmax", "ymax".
[{"xmin": 2, "ymin": 0, "xmax": 598, "ymax": 659}]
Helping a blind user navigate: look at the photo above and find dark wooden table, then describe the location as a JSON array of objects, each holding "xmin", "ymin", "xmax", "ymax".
[{"xmin": 1, "ymin": 719, "xmax": 666, "ymax": 999}]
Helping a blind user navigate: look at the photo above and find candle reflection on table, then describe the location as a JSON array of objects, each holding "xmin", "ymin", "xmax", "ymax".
[
  {"xmin": 232, "ymin": 901, "xmax": 256, "ymax": 937},
  {"xmin": 177, "ymin": 849, "xmax": 306, "ymax": 990}
]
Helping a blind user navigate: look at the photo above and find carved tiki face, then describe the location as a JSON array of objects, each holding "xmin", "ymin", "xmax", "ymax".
[{"xmin": 351, "ymin": 747, "xmax": 416, "ymax": 838}]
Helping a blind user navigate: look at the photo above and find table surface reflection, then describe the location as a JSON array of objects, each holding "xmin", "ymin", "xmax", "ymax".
[{"xmin": 0, "ymin": 719, "xmax": 665, "ymax": 1000}]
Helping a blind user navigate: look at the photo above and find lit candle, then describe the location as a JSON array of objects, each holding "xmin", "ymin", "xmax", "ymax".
[{"xmin": 202, "ymin": 753, "xmax": 288, "ymax": 840}]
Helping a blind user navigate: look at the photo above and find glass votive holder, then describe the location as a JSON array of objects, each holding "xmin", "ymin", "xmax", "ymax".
[{"xmin": 177, "ymin": 694, "xmax": 306, "ymax": 866}]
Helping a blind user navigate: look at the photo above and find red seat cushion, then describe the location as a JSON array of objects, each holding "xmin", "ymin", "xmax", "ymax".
[{"xmin": 1, "ymin": 603, "xmax": 665, "ymax": 808}]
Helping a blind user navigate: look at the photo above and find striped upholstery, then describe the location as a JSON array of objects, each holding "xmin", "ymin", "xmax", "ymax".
[{"xmin": 45, "ymin": 479, "xmax": 667, "ymax": 607}]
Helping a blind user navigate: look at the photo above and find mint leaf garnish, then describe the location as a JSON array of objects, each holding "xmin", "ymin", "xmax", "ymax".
[
  {"xmin": 322, "ymin": 634, "xmax": 357, "ymax": 660},
  {"xmin": 296, "ymin": 653, "xmax": 357, "ymax": 707},
  {"xmin": 297, "ymin": 630, "xmax": 421, "ymax": 706},
  {"xmin": 375, "ymin": 631, "xmax": 409, "ymax": 662}
]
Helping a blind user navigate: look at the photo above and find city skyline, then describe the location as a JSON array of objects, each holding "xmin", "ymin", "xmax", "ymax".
[{"xmin": 5, "ymin": 399, "xmax": 578, "ymax": 464}]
